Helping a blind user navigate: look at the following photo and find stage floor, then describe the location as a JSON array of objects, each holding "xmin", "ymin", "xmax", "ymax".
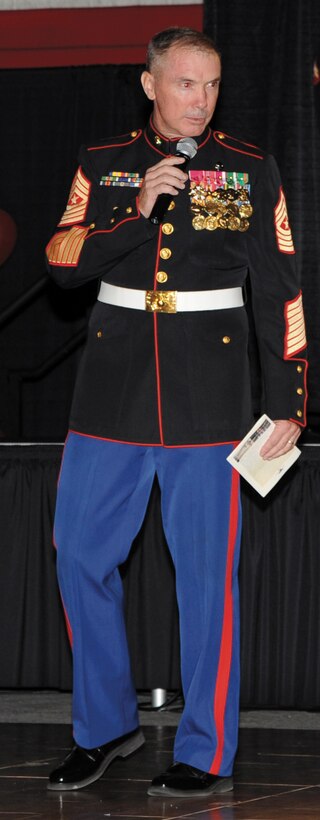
[{"xmin": 1, "ymin": 721, "xmax": 320, "ymax": 819}]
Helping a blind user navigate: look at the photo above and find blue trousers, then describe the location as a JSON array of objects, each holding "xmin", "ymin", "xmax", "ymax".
[{"xmin": 54, "ymin": 431, "xmax": 241, "ymax": 776}]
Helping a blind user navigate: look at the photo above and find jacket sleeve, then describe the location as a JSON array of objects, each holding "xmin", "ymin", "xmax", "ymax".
[
  {"xmin": 247, "ymin": 154, "xmax": 307, "ymax": 426},
  {"xmin": 45, "ymin": 144, "xmax": 157, "ymax": 288}
]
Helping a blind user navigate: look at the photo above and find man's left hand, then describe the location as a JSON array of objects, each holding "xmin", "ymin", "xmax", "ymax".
[{"xmin": 260, "ymin": 420, "xmax": 302, "ymax": 460}]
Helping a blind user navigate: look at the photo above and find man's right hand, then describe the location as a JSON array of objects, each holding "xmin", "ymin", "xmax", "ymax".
[{"xmin": 138, "ymin": 156, "xmax": 188, "ymax": 218}]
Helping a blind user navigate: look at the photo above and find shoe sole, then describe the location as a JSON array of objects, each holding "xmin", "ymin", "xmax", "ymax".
[
  {"xmin": 47, "ymin": 729, "xmax": 145, "ymax": 791},
  {"xmin": 147, "ymin": 776, "xmax": 233, "ymax": 797}
]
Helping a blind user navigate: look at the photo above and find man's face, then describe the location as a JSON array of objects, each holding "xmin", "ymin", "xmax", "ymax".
[{"xmin": 141, "ymin": 45, "xmax": 221, "ymax": 139}]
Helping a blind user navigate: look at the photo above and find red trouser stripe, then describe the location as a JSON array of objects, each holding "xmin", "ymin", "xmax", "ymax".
[
  {"xmin": 210, "ymin": 466, "xmax": 240, "ymax": 773},
  {"xmin": 53, "ymin": 533, "xmax": 73, "ymax": 647},
  {"xmin": 61, "ymin": 599, "xmax": 73, "ymax": 647}
]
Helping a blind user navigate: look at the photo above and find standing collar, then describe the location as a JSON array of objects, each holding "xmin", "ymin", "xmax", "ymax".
[{"xmin": 144, "ymin": 117, "xmax": 211, "ymax": 156}]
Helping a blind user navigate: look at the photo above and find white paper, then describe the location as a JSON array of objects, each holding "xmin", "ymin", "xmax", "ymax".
[{"xmin": 227, "ymin": 414, "xmax": 301, "ymax": 497}]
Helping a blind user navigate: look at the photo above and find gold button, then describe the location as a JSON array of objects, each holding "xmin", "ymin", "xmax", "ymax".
[
  {"xmin": 217, "ymin": 132, "xmax": 225, "ymax": 140},
  {"xmin": 296, "ymin": 365, "xmax": 303, "ymax": 373},
  {"xmin": 131, "ymin": 130, "xmax": 138, "ymax": 137},
  {"xmin": 160, "ymin": 248, "xmax": 172, "ymax": 260},
  {"xmin": 97, "ymin": 330, "xmax": 102, "ymax": 338},
  {"xmin": 155, "ymin": 136, "xmax": 162, "ymax": 145},
  {"xmin": 296, "ymin": 410, "xmax": 303, "ymax": 418},
  {"xmin": 222, "ymin": 336, "xmax": 231, "ymax": 344},
  {"xmin": 156, "ymin": 271, "xmax": 168, "ymax": 284},
  {"xmin": 168, "ymin": 200, "xmax": 176, "ymax": 211},
  {"xmin": 89, "ymin": 222, "xmax": 95, "ymax": 229},
  {"xmin": 297, "ymin": 388, "xmax": 304, "ymax": 395},
  {"xmin": 126, "ymin": 206, "xmax": 133, "ymax": 214},
  {"xmin": 110, "ymin": 217, "xmax": 115, "ymax": 223},
  {"xmin": 162, "ymin": 223, "xmax": 174, "ymax": 235},
  {"xmin": 112, "ymin": 206, "xmax": 119, "ymax": 211},
  {"xmin": 158, "ymin": 299, "xmax": 164, "ymax": 307}
]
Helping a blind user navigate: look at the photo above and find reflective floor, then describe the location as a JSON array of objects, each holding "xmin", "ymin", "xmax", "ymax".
[{"xmin": 1, "ymin": 723, "xmax": 320, "ymax": 819}]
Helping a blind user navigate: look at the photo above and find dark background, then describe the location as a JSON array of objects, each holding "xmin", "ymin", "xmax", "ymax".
[{"xmin": 0, "ymin": 0, "xmax": 319, "ymax": 441}]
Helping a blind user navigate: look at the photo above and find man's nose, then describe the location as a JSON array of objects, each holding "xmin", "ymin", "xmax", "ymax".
[{"xmin": 195, "ymin": 87, "xmax": 208, "ymax": 108}]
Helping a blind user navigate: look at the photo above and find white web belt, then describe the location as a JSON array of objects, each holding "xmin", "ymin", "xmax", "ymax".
[{"xmin": 98, "ymin": 282, "xmax": 244, "ymax": 313}]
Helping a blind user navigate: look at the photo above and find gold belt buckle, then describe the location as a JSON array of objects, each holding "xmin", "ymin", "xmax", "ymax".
[{"xmin": 145, "ymin": 290, "xmax": 177, "ymax": 313}]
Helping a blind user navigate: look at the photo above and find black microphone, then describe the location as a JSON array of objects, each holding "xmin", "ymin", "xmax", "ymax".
[{"xmin": 149, "ymin": 137, "xmax": 198, "ymax": 225}]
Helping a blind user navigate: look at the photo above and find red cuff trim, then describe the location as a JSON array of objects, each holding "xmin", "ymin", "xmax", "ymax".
[{"xmin": 85, "ymin": 211, "xmax": 141, "ymax": 237}]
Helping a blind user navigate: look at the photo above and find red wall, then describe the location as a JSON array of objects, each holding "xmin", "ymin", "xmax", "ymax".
[{"xmin": 0, "ymin": 6, "xmax": 203, "ymax": 68}]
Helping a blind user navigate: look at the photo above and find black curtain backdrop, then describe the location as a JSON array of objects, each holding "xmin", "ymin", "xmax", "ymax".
[
  {"xmin": 204, "ymin": 0, "xmax": 320, "ymax": 426},
  {"xmin": 0, "ymin": 65, "xmax": 151, "ymax": 441}
]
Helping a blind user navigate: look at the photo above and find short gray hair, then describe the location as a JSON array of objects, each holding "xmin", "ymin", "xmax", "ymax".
[{"xmin": 146, "ymin": 27, "xmax": 220, "ymax": 72}]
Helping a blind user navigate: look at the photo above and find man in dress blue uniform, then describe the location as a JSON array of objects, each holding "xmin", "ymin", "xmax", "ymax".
[{"xmin": 46, "ymin": 27, "xmax": 307, "ymax": 797}]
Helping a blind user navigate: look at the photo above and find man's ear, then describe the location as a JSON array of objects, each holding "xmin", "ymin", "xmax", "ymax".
[{"xmin": 141, "ymin": 71, "xmax": 156, "ymax": 101}]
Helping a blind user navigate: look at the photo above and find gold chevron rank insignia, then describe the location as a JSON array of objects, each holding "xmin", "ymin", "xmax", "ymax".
[
  {"xmin": 284, "ymin": 292, "xmax": 307, "ymax": 358},
  {"xmin": 274, "ymin": 187, "xmax": 295, "ymax": 254},
  {"xmin": 46, "ymin": 225, "xmax": 90, "ymax": 266},
  {"xmin": 58, "ymin": 167, "xmax": 91, "ymax": 227}
]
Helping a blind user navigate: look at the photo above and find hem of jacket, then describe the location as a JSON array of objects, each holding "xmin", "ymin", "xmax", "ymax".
[{"xmin": 68, "ymin": 428, "xmax": 240, "ymax": 449}]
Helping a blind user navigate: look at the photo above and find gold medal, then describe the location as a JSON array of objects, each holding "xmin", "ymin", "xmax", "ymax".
[
  {"xmin": 228, "ymin": 216, "xmax": 241, "ymax": 230},
  {"xmin": 226, "ymin": 203, "xmax": 239, "ymax": 216},
  {"xmin": 238, "ymin": 218, "xmax": 250, "ymax": 232},
  {"xmin": 204, "ymin": 197, "xmax": 218, "ymax": 214},
  {"xmin": 205, "ymin": 216, "xmax": 218, "ymax": 230},
  {"xmin": 190, "ymin": 188, "xmax": 206, "ymax": 209},
  {"xmin": 239, "ymin": 203, "xmax": 253, "ymax": 217},
  {"xmin": 189, "ymin": 177, "xmax": 252, "ymax": 231},
  {"xmin": 215, "ymin": 201, "xmax": 227, "ymax": 214},
  {"xmin": 192, "ymin": 215, "xmax": 206, "ymax": 230}
]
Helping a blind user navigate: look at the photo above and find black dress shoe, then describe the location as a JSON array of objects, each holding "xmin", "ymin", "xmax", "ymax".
[
  {"xmin": 48, "ymin": 728, "xmax": 145, "ymax": 790},
  {"xmin": 147, "ymin": 762, "xmax": 233, "ymax": 797}
]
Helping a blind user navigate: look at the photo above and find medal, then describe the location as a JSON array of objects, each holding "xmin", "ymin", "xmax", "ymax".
[
  {"xmin": 205, "ymin": 216, "xmax": 219, "ymax": 230},
  {"xmin": 228, "ymin": 216, "xmax": 241, "ymax": 231},
  {"xmin": 188, "ymin": 172, "xmax": 253, "ymax": 233},
  {"xmin": 192, "ymin": 215, "xmax": 206, "ymax": 230},
  {"xmin": 239, "ymin": 218, "xmax": 250, "ymax": 232}
]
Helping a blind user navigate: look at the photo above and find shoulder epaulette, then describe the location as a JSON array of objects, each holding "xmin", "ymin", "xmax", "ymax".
[
  {"xmin": 213, "ymin": 131, "xmax": 266, "ymax": 160},
  {"xmin": 87, "ymin": 130, "xmax": 142, "ymax": 153}
]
